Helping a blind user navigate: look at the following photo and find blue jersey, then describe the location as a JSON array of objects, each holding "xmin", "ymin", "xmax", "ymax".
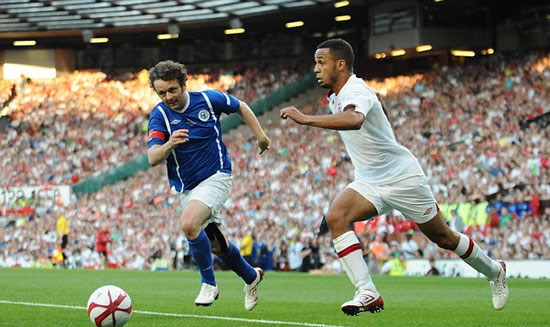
[{"xmin": 147, "ymin": 89, "xmax": 240, "ymax": 192}]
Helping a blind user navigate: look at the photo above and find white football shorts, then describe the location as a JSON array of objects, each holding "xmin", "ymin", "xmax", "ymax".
[
  {"xmin": 179, "ymin": 171, "xmax": 232, "ymax": 228},
  {"xmin": 348, "ymin": 175, "xmax": 438, "ymax": 224}
]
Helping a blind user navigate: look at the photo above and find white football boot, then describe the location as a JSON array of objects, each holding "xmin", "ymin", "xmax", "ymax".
[
  {"xmin": 195, "ymin": 283, "xmax": 219, "ymax": 306},
  {"xmin": 244, "ymin": 268, "xmax": 264, "ymax": 311},
  {"xmin": 489, "ymin": 260, "xmax": 509, "ymax": 310},
  {"xmin": 341, "ymin": 288, "xmax": 384, "ymax": 316}
]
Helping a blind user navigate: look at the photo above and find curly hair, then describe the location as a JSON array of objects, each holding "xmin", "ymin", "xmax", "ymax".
[
  {"xmin": 148, "ymin": 60, "xmax": 187, "ymax": 90},
  {"xmin": 317, "ymin": 39, "xmax": 354, "ymax": 72}
]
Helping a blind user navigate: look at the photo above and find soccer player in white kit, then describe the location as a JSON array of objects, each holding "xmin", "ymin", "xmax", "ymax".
[{"xmin": 280, "ymin": 39, "xmax": 509, "ymax": 316}]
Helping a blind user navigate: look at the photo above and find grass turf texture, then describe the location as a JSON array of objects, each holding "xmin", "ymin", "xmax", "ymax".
[{"xmin": 0, "ymin": 268, "xmax": 548, "ymax": 327}]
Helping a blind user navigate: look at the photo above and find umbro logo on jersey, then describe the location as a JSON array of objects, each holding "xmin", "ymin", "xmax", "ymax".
[
  {"xmin": 423, "ymin": 207, "xmax": 433, "ymax": 216},
  {"xmin": 170, "ymin": 119, "xmax": 181, "ymax": 125}
]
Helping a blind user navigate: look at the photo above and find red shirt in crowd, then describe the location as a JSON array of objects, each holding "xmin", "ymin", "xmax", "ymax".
[{"xmin": 96, "ymin": 229, "xmax": 112, "ymax": 253}]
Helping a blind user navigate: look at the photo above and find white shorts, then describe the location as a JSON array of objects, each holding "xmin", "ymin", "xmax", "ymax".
[
  {"xmin": 347, "ymin": 175, "xmax": 438, "ymax": 224},
  {"xmin": 179, "ymin": 172, "xmax": 232, "ymax": 228}
]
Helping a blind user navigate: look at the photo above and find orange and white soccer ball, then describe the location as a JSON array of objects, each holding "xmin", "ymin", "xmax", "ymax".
[{"xmin": 87, "ymin": 285, "xmax": 132, "ymax": 327}]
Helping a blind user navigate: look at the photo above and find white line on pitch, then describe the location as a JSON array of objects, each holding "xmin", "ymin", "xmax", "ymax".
[{"xmin": 0, "ymin": 300, "xmax": 349, "ymax": 327}]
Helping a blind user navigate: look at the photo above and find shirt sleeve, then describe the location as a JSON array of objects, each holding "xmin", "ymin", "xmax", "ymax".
[
  {"xmin": 147, "ymin": 108, "xmax": 169, "ymax": 148},
  {"xmin": 204, "ymin": 89, "xmax": 240, "ymax": 115},
  {"xmin": 339, "ymin": 88, "xmax": 377, "ymax": 117}
]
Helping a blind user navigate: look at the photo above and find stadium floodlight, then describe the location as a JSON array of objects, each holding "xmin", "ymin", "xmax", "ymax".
[
  {"xmin": 157, "ymin": 33, "xmax": 179, "ymax": 40},
  {"xmin": 224, "ymin": 28, "xmax": 245, "ymax": 35},
  {"xmin": 487, "ymin": 48, "xmax": 494, "ymax": 55},
  {"xmin": 335, "ymin": 15, "xmax": 351, "ymax": 22},
  {"xmin": 90, "ymin": 37, "xmax": 109, "ymax": 44},
  {"xmin": 391, "ymin": 49, "xmax": 406, "ymax": 56},
  {"xmin": 13, "ymin": 40, "xmax": 36, "ymax": 46},
  {"xmin": 451, "ymin": 50, "xmax": 475, "ymax": 57},
  {"xmin": 416, "ymin": 45, "xmax": 432, "ymax": 52},
  {"xmin": 374, "ymin": 53, "xmax": 386, "ymax": 59},
  {"xmin": 285, "ymin": 21, "xmax": 304, "ymax": 28},
  {"xmin": 334, "ymin": 1, "xmax": 349, "ymax": 8}
]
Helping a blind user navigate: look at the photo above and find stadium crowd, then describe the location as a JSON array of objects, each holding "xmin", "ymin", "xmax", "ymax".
[
  {"xmin": 1, "ymin": 51, "xmax": 549, "ymax": 273},
  {"xmin": 0, "ymin": 62, "xmax": 308, "ymax": 186}
]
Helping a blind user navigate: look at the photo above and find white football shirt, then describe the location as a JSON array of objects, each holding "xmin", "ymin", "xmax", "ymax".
[{"xmin": 328, "ymin": 74, "xmax": 425, "ymax": 184}]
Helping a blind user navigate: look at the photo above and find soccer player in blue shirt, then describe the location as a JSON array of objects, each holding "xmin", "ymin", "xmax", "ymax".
[{"xmin": 147, "ymin": 60, "xmax": 270, "ymax": 310}]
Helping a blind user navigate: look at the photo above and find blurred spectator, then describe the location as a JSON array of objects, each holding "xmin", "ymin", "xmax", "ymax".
[
  {"xmin": 309, "ymin": 253, "xmax": 342, "ymax": 275},
  {"xmin": 426, "ymin": 258, "xmax": 440, "ymax": 276}
]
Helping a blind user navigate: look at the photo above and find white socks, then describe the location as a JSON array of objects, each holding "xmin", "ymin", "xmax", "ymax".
[
  {"xmin": 333, "ymin": 231, "xmax": 377, "ymax": 292},
  {"xmin": 454, "ymin": 233, "xmax": 501, "ymax": 280}
]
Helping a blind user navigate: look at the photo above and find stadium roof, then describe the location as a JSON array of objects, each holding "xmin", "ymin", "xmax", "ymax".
[{"xmin": 0, "ymin": 0, "xmax": 337, "ymax": 34}]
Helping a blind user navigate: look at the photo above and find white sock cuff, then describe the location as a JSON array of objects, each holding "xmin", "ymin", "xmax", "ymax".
[
  {"xmin": 454, "ymin": 233, "xmax": 473, "ymax": 258},
  {"xmin": 333, "ymin": 231, "xmax": 362, "ymax": 258}
]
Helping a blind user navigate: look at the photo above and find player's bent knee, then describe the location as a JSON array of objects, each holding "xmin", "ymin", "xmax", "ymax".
[
  {"xmin": 325, "ymin": 211, "xmax": 349, "ymax": 230},
  {"xmin": 182, "ymin": 221, "xmax": 201, "ymax": 239}
]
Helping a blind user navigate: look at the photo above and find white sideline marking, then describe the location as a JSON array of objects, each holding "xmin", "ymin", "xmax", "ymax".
[{"xmin": 0, "ymin": 300, "xmax": 348, "ymax": 327}]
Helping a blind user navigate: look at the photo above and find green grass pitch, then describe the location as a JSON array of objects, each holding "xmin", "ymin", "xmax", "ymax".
[{"xmin": 0, "ymin": 268, "xmax": 549, "ymax": 327}]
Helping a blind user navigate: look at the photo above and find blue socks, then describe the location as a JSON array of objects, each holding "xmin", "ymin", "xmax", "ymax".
[
  {"xmin": 188, "ymin": 229, "xmax": 216, "ymax": 286},
  {"xmin": 189, "ymin": 232, "xmax": 256, "ymax": 286},
  {"xmin": 220, "ymin": 242, "xmax": 257, "ymax": 284}
]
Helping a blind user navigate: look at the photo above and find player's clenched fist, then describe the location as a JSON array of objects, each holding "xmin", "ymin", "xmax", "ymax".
[
  {"xmin": 167, "ymin": 129, "xmax": 189, "ymax": 148},
  {"xmin": 280, "ymin": 106, "xmax": 309, "ymax": 125},
  {"xmin": 258, "ymin": 136, "xmax": 270, "ymax": 155}
]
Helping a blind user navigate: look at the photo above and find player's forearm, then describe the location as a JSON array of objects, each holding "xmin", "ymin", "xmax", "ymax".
[
  {"xmin": 304, "ymin": 112, "xmax": 363, "ymax": 130},
  {"xmin": 148, "ymin": 144, "xmax": 173, "ymax": 166},
  {"xmin": 238, "ymin": 101, "xmax": 268, "ymax": 140}
]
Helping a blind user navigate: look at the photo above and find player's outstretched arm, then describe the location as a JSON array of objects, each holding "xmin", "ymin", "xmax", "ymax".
[
  {"xmin": 147, "ymin": 129, "xmax": 189, "ymax": 166},
  {"xmin": 237, "ymin": 101, "xmax": 270, "ymax": 154},
  {"xmin": 280, "ymin": 105, "xmax": 364, "ymax": 130}
]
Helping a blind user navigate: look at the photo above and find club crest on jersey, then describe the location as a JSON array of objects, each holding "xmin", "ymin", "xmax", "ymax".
[{"xmin": 198, "ymin": 110, "xmax": 210, "ymax": 122}]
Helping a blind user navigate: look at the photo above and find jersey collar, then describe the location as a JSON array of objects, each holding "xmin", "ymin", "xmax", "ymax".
[{"xmin": 166, "ymin": 92, "xmax": 190, "ymax": 113}]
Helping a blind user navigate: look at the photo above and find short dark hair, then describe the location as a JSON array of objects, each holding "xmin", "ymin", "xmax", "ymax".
[
  {"xmin": 317, "ymin": 38, "xmax": 354, "ymax": 72},
  {"xmin": 148, "ymin": 60, "xmax": 187, "ymax": 90}
]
